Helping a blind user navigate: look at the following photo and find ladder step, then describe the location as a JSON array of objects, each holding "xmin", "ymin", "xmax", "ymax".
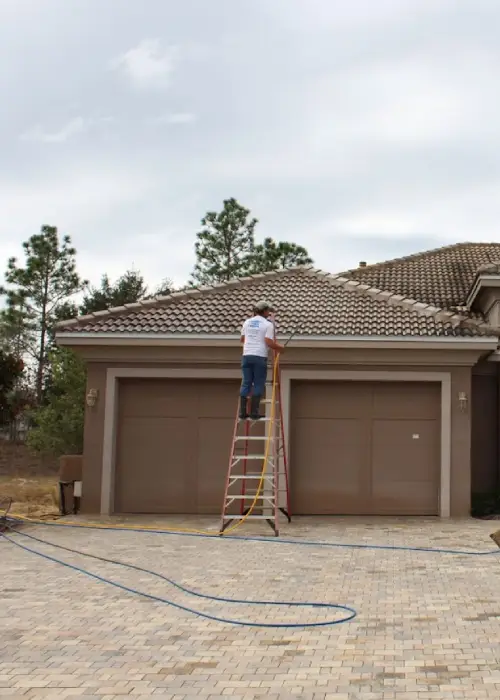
[
  {"xmin": 226, "ymin": 496, "xmax": 286, "ymax": 501},
  {"xmin": 229, "ymin": 475, "xmax": 275, "ymax": 480},
  {"xmin": 234, "ymin": 436, "xmax": 274, "ymax": 441},
  {"xmin": 223, "ymin": 515, "xmax": 274, "ymax": 521},
  {"xmin": 228, "ymin": 487, "xmax": 287, "ymax": 493},
  {"xmin": 228, "ymin": 488, "xmax": 286, "ymax": 493},
  {"xmin": 231, "ymin": 455, "xmax": 272, "ymax": 461},
  {"xmin": 227, "ymin": 489, "xmax": 285, "ymax": 500},
  {"xmin": 238, "ymin": 417, "xmax": 280, "ymax": 423},
  {"xmin": 228, "ymin": 484, "xmax": 287, "ymax": 491},
  {"xmin": 230, "ymin": 477, "xmax": 274, "ymax": 481},
  {"xmin": 227, "ymin": 495, "xmax": 275, "ymax": 501}
]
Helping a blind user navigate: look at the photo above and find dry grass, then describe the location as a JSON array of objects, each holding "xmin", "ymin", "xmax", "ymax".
[
  {"xmin": 0, "ymin": 437, "xmax": 60, "ymax": 518},
  {"xmin": 0, "ymin": 475, "xmax": 59, "ymax": 518}
]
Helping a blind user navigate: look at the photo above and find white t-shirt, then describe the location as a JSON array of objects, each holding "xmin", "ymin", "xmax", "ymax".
[{"xmin": 241, "ymin": 315, "xmax": 274, "ymax": 357}]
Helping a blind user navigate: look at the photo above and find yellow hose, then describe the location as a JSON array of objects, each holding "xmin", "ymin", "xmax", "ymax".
[{"xmin": 8, "ymin": 355, "xmax": 281, "ymax": 537}]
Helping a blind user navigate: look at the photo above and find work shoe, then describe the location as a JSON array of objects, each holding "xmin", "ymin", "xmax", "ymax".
[
  {"xmin": 239, "ymin": 396, "xmax": 249, "ymax": 420},
  {"xmin": 250, "ymin": 395, "xmax": 262, "ymax": 420}
]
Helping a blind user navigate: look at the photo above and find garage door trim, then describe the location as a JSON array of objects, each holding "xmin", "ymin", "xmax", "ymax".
[{"xmin": 101, "ymin": 367, "xmax": 451, "ymax": 518}]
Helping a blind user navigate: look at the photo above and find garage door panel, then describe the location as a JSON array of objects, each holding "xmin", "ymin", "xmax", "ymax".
[
  {"xmin": 372, "ymin": 418, "xmax": 439, "ymax": 514},
  {"xmin": 291, "ymin": 418, "xmax": 368, "ymax": 513},
  {"xmin": 369, "ymin": 483, "xmax": 437, "ymax": 515},
  {"xmin": 120, "ymin": 380, "xmax": 193, "ymax": 418},
  {"xmin": 372, "ymin": 383, "xmax": 440, "ymax": 419},
  {"xmin": 197, "ymin": 384, "xmax": 239, "ymax": 418},
  {"xmin": 291, "ymin": 381, "xmax": 371, "ymax": 419},
  {"xmin": 196, "ymin": 417, "xmax": 235, "ymax": 513},
  {"xmin": 115, "ymin": 416, "xmax": 193, "ymax": 513},
  {"xmin": 372, "ymin": 420, "xmax": 439, "ymax": 482}
]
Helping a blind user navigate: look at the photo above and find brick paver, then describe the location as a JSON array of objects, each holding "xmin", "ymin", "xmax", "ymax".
[{"xmin": 1, "ymin": 516, "xmax": 500, "ymax": 699}]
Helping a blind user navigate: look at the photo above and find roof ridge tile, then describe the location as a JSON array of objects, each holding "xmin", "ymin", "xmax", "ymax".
[
  {"xmin": 302, "ymin": 264, "xmax": 498, "ymax": 337},
  {"xmin": 476, "ymin": 260, "xmax": 500, "ymax": 273}
]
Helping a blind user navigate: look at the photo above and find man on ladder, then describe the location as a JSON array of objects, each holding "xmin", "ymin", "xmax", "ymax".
[
  {"xmin": 239, "ymin": 301, "xmax": 285, "ymax": 421},
  {"xmin": 220, "ymin": 300, "xmax": 291, "ymax": 536}
]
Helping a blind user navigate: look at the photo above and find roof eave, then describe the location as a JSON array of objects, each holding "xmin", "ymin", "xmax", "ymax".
[{"xmin": 55, "ymin": 331, "xmax": 499, "ymax": 351}]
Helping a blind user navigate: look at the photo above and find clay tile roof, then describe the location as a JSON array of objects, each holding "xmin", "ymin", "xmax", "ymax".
[
  {"xmin": 342, "ymin": 242, "xmax": 500, "ymax": 310},
  {"xmin": 56, "ymin": 266, "xmax": 497, "ymax": 339}
]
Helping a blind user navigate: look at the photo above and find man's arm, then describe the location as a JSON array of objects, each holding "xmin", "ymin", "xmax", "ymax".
[
  {"xmin": 264, "ymin": 321, "xmax": 284, "ymax": 353},
  {"xmin": 240, "ymin": 322, "xmax": 245, "ymax": 344}
]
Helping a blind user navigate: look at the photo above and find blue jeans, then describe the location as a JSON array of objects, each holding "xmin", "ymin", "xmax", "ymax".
[{"xmin": 240, "ymin": 355, "xmax": 267, "ymax": 397}]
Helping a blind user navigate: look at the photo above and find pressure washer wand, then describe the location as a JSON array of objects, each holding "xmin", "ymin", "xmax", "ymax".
[
  {"xmin": 269, "ymin": 312, "xmax": 295, "ymax": 349},
  {"xmin": 284, "ymin": 331, "xmax": 296, "ymax": 347}
]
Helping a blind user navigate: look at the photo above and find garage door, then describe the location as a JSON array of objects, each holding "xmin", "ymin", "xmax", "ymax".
[
  {"xmin": 290, "ymin": 381, "xmax": 440, "ymax": 515},
  {"xmin": 114, "ymin": 378, "xmax": 240, "ymax": 514}
]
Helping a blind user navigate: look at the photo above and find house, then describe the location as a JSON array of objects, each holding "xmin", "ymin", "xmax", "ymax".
[{"xmin": 55, "ymin": 242, "xmax": 500, "ymax": 519}]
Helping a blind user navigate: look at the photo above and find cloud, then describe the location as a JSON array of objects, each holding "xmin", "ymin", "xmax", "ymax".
[
  {"xmin": 164, "ymin": 112, "xmax": 196, "ymax": 124},
  {"xmin": 0, "ymin": 163, "xmax": 167, "ymax": 287},
  {"xmin": 147, "ymin": 112, "xmax": 196, "ymax": 125},
  {"xmin": 109, "ymin": 39, "xmax": 179, "ymax": 88},
  {"xmin": 20, "ymin": 117, "xmax": 87, "ymax": 143},
  {"xmin": 0, "ymin": 165, "xmax": 156, "ymax": 232},
  {"xmin": 2, "ymin": 0, "xmax": 500, "ymax": 291},
  {"xmin": 19, "ymin": 116, "xmax": 113, "ymax": 144}
]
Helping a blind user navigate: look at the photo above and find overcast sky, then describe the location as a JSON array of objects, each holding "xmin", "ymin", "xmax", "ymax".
[{"xmin": 1, "ymin": 0, "xmax": 500, "ymax": 290}]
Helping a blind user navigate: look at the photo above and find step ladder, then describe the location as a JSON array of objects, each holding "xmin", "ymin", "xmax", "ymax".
[{"xmin": 219, "ymin": 355, "xmax": 291, "ymax": 537}]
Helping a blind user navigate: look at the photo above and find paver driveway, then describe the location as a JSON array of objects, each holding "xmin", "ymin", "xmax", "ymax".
[{"xmin": 1, "ymin": 516, "xmax": 500, "ymax": 699}]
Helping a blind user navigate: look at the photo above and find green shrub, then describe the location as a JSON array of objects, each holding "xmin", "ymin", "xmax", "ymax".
[{"xmin": 27, "ymin": 347, "xmax": 86, "ymax": 456}]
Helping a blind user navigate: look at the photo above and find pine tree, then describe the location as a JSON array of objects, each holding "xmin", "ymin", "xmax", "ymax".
[
  {"xmin": 0, "ymin": 225, "xmax": 87, "ymax": 404},
  {"xmin": 248, "ymin": 238, "xmax": 313, "ymax": 273},
  {"xmin": 191, "ymin": 198, "xmax": 257, "ymax": 285},
  {"xmin": 80, "ymin": 269, "xmax": 148, "ymax": 315},
  {"xmin": 81, "ymin": 269, "xmax": 176, "ymax": 310}
]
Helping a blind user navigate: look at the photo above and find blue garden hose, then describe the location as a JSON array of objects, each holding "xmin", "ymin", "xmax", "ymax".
[
  {"xmin": 1, "ymin": 526, "xmax": 357, "ymax": 629},
  {"xmin": 6, "ymin": 515, "xmax": 500, "ymax": 555},
  {"xmin": 3, "ymin": 518, "xmax": 498, "ymax": 629}
]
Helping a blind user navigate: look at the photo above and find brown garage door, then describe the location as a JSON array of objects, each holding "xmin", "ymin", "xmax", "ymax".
[
  {"xmin": 114, "ymin": 378, "xmax": 240, "ymax": 514},
  {"xmin": 290, "ymin": 381, "xmax": 440, "ymax": 515}
]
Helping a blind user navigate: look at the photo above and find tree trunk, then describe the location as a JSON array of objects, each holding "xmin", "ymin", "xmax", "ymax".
[{"xmin": 36, "ymin": 270, "xmax": 50, "ymax": 404}]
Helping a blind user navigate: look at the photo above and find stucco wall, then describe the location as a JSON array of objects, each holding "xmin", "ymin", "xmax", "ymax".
[
  {"xmin": 82, "ymin": 363, "xmax": 107, "ymax": 513},
  {"xmin": 471, "ymin": 361, "xmax": 499, "ymax": 495}
]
